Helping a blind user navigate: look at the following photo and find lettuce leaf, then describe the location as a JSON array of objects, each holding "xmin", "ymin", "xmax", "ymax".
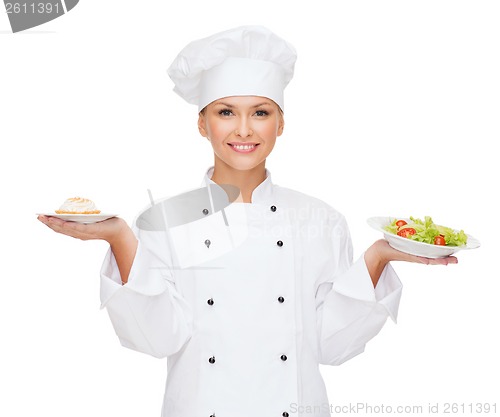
[{"xmin": 384, "ymin": 216, "xmax": 468, "ymax": 246}]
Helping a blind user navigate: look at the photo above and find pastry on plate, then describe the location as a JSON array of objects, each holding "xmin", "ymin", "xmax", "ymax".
[{"xmin": 55, "ymin": 197, "xmax": 101, "ymax": 214}]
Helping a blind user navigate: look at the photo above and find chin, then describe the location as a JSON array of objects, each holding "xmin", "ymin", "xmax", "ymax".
[{"xmin": 222, "ymin": 159, "xmax": 265, "ymax": 172}]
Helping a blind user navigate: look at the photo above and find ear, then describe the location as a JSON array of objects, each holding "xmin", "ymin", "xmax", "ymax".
[
  {"xmin": 198, "ymin": 113, "xmax": 208, "ymax": 138},
  {"xmin": 277, "ymin": 116, "xmax": 285, "ymax": 137}
]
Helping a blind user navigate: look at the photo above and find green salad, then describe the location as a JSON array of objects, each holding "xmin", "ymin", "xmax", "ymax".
[{"xmin": 384, "ymin": 216, "xmax": 468, "ymax": 246}]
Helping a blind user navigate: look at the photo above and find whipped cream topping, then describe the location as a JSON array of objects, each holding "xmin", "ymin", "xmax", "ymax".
[{"xmin": 56, "ymin": 197, "xmax": 100, "ymax": 214}]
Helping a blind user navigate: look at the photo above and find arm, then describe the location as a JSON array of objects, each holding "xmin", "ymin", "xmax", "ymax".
[
  {"xmin": 316, "ymin": 219, "xmax": 458, "ymax": 366},
  {"xmin": 107, "ymin": 223, "xmax": 137, "ymax": 284},
  {"xmin": 38, "ymin": 214, "xmax": 193, "ymax": 358},
  {"xmin": 316, "ymin": 217, "xmax": 403, "ymax": 365}
]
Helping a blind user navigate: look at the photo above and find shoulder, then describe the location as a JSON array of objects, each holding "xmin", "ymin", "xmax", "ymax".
[
  {"xmin": 273, "ymin": 184, "xmax": 341, "ymax": 213},
  {"xmin": 273, "ymin": 185, "xmax": 347, "ymax": 227}
]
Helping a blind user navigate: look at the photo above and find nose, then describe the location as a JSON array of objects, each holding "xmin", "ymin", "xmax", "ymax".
[{"xmin": 235, "ymin": 116, "xmax": 253, "ymax": 137}]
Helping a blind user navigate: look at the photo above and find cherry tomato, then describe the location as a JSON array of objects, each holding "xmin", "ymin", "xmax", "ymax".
[
  {"xmin": 397, "ymin": 227, "xmax": 416, "ymax": 238},
  {"xmin": 395, "ymin": 220, "xmax": 407, "ymax": 228},
  {"xmin": 434, "ymin": 235, "xmax": 446, "ymax": 246}
]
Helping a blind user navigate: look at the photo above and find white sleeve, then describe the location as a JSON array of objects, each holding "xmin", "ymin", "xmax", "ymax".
[
  {"xmin": 315, "ymin": 216, "xmax": 403, "ymax": 366},
  {"xmin": 100, "ymin": 227, "xmax": 193, "ymax": 359}
]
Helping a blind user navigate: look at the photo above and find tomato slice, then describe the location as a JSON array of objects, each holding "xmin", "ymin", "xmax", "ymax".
[
  {"xmin": 397, "ymin": 227, "xmax": 416, "ymax": 238},
  {"xmin": 434, "ymin": 235, "xmax": 446, "ymax": 246},
  {"xmin": 395, "ymin": 219, "xmax": 407, "ymax": 228}
]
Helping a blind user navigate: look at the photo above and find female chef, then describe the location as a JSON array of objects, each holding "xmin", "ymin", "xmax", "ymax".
[{"xmin": 38, "ymin": 26, "xmax": 457, "ymax": 417}]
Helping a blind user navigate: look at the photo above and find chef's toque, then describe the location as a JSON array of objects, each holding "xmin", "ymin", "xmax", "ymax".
[{"xmin": 167, "ymin": 25, "xmax": 297, "ymax": 112}]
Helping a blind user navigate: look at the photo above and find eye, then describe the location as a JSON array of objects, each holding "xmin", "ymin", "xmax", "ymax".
[
  {"xmin": 255, "ymin": 110, "xmax": 269, "ymax": 117},
  {"xmin": 218, "ymin": 109, "xmax": 233, "ymax": 117}
]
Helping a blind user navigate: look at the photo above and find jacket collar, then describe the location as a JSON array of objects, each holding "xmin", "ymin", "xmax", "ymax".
[{"xmin": 202, "ymin": 166, "xmax": 274, "ymax": 204}]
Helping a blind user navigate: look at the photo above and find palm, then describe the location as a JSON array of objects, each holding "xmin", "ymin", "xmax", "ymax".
[{"xmin": 37, "ymin": 215, "xmax": 127, "ymax": 242}]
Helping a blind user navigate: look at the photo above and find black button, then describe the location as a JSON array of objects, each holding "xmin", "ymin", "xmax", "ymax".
[
  {"xmin": 209, "ymin": 356, "xmax": 215, "ymax": 364},
  {"xmin": 203, "ymin": 208, "xmax": 209, "ymax": 215},
  {"xmin": 280, "ymin": 354, "xmax": 287, "ymax": 361},
  {"xmin": 278, "ymin": 296, "xmax": 285, "ymax": 303},
  {"xmin": 276, "ymin": 240, "xmax": 283, "ymax": 247},
  {"xmin": 270, "ymin": 205, "xmax": 277, "ymax": 212},
  {"xmin": 283, "ymin": 412, "xmax": 289, "ymax": 417},
  {"xmin": 210, "ymin": 414, "xmax": 216, "ymax": 417},
  {"xmin": 207, "ymin": 298, "xmax": 214, "ymax": 306}
]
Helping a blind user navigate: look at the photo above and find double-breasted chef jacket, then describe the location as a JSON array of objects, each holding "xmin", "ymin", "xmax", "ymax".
[{"xmin": 100, "ymin": 166, "xmax": 403, "ymax": 417}]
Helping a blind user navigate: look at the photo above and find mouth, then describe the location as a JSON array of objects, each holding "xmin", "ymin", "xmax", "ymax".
[{"xmin": 228, "ymin": 142, "xmax": 260, "ymax": 153}]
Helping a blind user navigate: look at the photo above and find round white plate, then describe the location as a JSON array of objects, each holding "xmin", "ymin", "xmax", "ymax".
[
  {"xmin": 37, "ymin": 213, "xmax": 118, "ymax": 224},
  {"xmin": 367, "ymin": 216, "xmax": 480, "ymax": 258}
]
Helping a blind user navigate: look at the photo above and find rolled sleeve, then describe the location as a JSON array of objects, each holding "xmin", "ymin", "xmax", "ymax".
[
  {"xmin": 332, "ymin": 255, "xmax": 403, "ymax": 322},
  {"xmin": 99, "ymin": 229, "xmax": 192, "ymax": 358}
]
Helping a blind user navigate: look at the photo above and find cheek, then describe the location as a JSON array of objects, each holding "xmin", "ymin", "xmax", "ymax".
[
  {"xmin": 207, "ymin": 122, "xmax": 232, "ymax": 142},
  {"xmin": 260, "ymin": 121, "xmax": 281, "ymax": 139}
]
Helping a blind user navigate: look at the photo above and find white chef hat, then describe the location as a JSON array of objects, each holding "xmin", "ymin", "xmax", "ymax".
[{"xmin": 167, "ymin": 25, "xmax": 297, "ymax": 112}]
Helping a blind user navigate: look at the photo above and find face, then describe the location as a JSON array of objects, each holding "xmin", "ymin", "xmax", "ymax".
[{"xmin": 198, "ymin": 96, "xmax": 284, "ymax": 173}]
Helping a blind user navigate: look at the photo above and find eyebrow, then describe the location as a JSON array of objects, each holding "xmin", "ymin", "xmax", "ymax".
[{"xmin": 213, "ymin": 101, "xmax": 273, "ymax": 108}]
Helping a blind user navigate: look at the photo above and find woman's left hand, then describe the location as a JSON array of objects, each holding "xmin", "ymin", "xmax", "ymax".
[
  {"xmin": 365, "ymin": 239, "xmax": 458, "ymax": 287},
  {"xmin": 369, "ymin": 239, "xmax": 458, "ymax": 265}
]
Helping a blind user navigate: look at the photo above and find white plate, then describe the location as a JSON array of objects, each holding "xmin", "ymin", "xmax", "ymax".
[
  {"xmin": 367, "ymin": 216, "xmax": 480, "ymax": 258},
  {"xmin": 37, "ymin": 213, "xmax": 118, "ymax": 224}
]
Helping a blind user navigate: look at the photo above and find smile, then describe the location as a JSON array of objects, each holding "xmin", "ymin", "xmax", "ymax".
[{"xmin": 228, "ymin": 143, "xmax": 259, "ymax": 153}]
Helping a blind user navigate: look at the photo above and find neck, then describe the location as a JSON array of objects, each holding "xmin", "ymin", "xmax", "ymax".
[{"xmin": 210, "ymin": 161, "xmax": 267, "ymax": 203}]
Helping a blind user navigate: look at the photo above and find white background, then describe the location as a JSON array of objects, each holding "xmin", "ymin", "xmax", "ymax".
[{"xmin": 1, "ymin": 1, "xmax": 499, "ymax": 416}]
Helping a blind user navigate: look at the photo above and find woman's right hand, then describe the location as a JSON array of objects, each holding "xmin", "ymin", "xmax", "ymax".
[{"xmin": 37, "ymin": 215, "xmax": 130, "ymax": 245}]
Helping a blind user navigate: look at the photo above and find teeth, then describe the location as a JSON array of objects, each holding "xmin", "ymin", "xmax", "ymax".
[{"xmin": 232, "ymin": 144, "xmax": 255, "ymax": 150}]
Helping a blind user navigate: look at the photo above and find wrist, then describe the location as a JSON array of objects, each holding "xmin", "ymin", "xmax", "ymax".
[
  {"xmin": 364, "ymin": 246, "xmax": 385, "ymax": 271},
  {"xmin": 105, "ymin": 219, "xmax": 138, "ymax": 286},
  {"xmin": 364, "ymin": 240, "xmax": 390, "ymax": 287},
  {"xmin": 105, "ymin": 218, "xmax": 133, "ymax": 247}
]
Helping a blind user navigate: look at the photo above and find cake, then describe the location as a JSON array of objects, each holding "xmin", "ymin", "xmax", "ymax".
[{"xmin": 55, "ymin": 197, "xmax": 101, "ymax": 214}]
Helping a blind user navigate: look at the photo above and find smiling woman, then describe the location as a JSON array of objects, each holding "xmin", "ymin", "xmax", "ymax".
[{"xmin": 38, "ymin": 24, "xmax": 459, "ymax": 417}]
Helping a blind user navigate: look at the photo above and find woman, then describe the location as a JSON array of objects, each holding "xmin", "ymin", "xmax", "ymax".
[{"xmin": 38, "ymin": 26, "xmax": 456, "ymax": 417}]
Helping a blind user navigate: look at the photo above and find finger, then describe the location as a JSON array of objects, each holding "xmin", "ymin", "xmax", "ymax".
[
  {"xmin": 40, "ymin": 216, "xmax": 94, "ymax": 240},
  {"xmin": 37, "ymin": 214, "xmax": 53, "ymax": 224},
  {"xmin": 38, "ymin": 215, "xmax": 64, "ymax": 231},
  {"xmin": 405, "ymin": 255, "xmax": 432, "ymax": 265},
  {"xmin": 427, "ymin": 256, "xmax": 458, "ymax": 266},
  {"xmin": 407, "ymin": 255, "xmax": 458, "ymax": 266},
  {"xmin": 381, "ymin": 242, "xmax": 459, "ymax": 266},
  {"xmin": 390, "ymin": 250, "xmax": 431, "ymax": 264},
  {"xmin": 43, "ymin": 218, "xmax": 80, "ymax": 237},
  {"xmin": 57, "ymin": 219, "xmax": 97, "ymax": 240}
]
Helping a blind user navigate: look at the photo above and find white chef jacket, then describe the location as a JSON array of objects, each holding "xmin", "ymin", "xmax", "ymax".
[{"xmin": 100, "ymin": 167, "xmax": 403, "ymax": 417}]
